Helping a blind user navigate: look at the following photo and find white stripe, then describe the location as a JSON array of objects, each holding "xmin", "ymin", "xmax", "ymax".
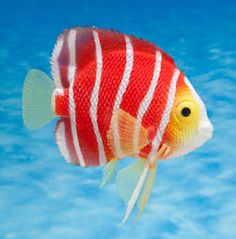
[
  {"xmin": 68, "ymin": 30, "xmax": 77, "ymax": 84},
  {"xmin": 69, "ymin": 84, "xmax": 86, "ymax": 167},
  {"xmin": 52, "ymin": 89, "xmax": 64, "ymax": 114},
  {"xmin": 184, "ymin": 76, "xmax": 206, "ymax": 115},
  {"xmin": 120, "ymin": 161, "xmax": 149, "ymax": 225},
  {"xmin": 133, "ymin": 51, "xmax": 162, "ymax": 156},
  {"xmin": 55, "ymin": 89, "xmax": 64, "ymax": 96},
  {"xmin": 112, "ymin": 36, "xmax": 134, "ymax": 158},
  {"xmin": 90, "ymin": 30, "xmax": 106, "ymax": 165},
  {"xmin": 148, "ymin": 69, "xmax": 180, "ymax": 162},
  {"xmin": 56, "ymin": 121, "xmax": 71, "ymax": 163},
  {"xmin": 52, "ymin": 37, "xmax": 63, "ymax": 89},
  {"xmin": 68, "ymin": 31, "xmax": 85, "ymax": 167}
]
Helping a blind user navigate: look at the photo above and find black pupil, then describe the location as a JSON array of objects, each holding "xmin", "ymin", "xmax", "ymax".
[{"xmin": 181, "ymin": 107, "xmax": 191, "ymax": 117}]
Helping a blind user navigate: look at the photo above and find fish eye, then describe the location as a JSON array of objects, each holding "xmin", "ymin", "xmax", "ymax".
[
  {"xmin": 181, "ymin": 107, "xmax": 191, "ymax": 117},
  {"xmin": 175, "ymin": 100, "xmax": 199, "ymax": 123}
]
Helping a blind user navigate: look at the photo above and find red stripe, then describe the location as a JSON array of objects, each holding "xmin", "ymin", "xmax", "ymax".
[
  {"xmin": 75, "ymin": 28, "xmax": 97, "ymax": 72},
  {"xmin": 55, "ymin": 89, "xmax": 69, "ymax": 117},
  {"xmin": 55, "ymin": 118, "xmax": 80, "ymax": 165},
  {"xmin": 120, "ymin": 37, "xmax": 157, "ymax": 117},
  {"xmin": 159, "ymin": 72, "xmax": 185, "ymax": 151},
  {"xmin": 129, "ymin": 35, "xmax": 156, "ymax": 54},
  {"xmin": 140, "ymin": 52, "xmax": 177, "ymax": 157},
  {"xmin": 73, "ymin": 28, "xmax": 99, "ymax": 166},
  {"xmin": 63, "ymin": 118, "xmax": 81, "ymax": 165},
  {"xmin": 96, "ymin": 30, "xmax": 127, "ymax": 160},
  {"xmin": 58, "ymin": 31, "xmax": 70, "ymax": 88}
]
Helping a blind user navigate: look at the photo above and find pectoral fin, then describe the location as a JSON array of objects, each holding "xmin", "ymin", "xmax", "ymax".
[{"xmin": 107, "ymin": 109, "xmax": 150, "ymax": 158}]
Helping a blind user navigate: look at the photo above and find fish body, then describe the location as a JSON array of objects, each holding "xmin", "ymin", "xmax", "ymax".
[{"xmin": 22, "ymin": 27, "xmax": 213, "ymax": 224}]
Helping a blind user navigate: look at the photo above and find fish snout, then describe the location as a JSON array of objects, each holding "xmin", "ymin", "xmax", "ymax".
[{"xmin": 198, "ymin": 120, "xmax": 213, "ymax": 140}]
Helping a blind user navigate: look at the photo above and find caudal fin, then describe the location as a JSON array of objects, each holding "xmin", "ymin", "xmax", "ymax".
[{"xmin": 22, "ymin": 69, "xmax": 55, "ymax": 129}]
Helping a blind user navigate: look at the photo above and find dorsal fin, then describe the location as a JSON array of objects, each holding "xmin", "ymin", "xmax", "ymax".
[
  {"xmin": 51, "ymin": 27, "xmax": 125, "ymax": 89},
  {"xmin": 51, "ymin": 27, "xmax": 96, "ymax": 89},
  {"xmin": 51, "ymin": 27, "xmax": 174, "ymax": 89}
]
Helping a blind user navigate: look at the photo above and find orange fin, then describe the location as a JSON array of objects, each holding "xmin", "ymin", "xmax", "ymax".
[{"xmin": 107, "ymin": 109, "xmax": 150, "ymax": 158}]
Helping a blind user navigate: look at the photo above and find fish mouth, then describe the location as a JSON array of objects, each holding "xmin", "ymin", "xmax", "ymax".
[{"xmin": 198, "ymin": 121, "xmax": 214, "ymax": 141}]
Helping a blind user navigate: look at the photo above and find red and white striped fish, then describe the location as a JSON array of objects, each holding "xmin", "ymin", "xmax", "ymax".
[{"xmin": 22, "ymin": 27, "xmax": 213, "ymax": 224}]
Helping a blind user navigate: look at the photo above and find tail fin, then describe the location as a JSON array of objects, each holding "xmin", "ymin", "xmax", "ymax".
[{"xmin": 22, "ymin": 69, "xmax": 55, "ymax": 129}]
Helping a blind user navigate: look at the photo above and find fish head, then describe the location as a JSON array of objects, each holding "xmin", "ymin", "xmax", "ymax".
[{"xmin": 159, "ymin": 75, "xmax": 213, "ymax": 159}]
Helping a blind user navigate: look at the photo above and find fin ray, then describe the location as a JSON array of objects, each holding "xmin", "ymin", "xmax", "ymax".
[
  {"xmin": 137, "ymin": 165, "xmax": 157, "ymax": 220},
  {"xmin": 23, "ymin": 69, "xmax": 55, "ymax": 129},
  {"xmin": 107, "ymin": 110, "xmax": 149, "ymax": 158},
  {"xmin": 116, "ymin": 159, "xmax": 145, "ymax": 205},
  {"xmin": 119, "ymin": 161, "xmax": 149, "ymax": 225},
  {"xmin": 100, "ymin": 160, "xmax": 118, "ymax": 188}
]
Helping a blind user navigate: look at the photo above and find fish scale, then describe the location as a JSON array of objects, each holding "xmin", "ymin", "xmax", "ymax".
[
  {"xmin": 52, "ymin": 28, "xmax": 176, "ymax": 166},
  {"xmin": 22, "ymin": 26, "xmax": 213, "ymax": 224}
]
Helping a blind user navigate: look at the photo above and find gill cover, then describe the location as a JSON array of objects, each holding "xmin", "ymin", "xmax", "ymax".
[{"xmin": 162, "ymin": 75, "xmax": 212, "ymax": 159}]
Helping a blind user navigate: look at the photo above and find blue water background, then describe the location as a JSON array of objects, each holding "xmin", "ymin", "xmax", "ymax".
[{"xmin": 0, "ymin": 0, "xmax": 236, "ymax": 238}]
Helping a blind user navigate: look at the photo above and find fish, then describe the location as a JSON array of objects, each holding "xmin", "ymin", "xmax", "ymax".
[{"xmin": 22, "ymin": 27, "xmax": 213, "ymax": 224}]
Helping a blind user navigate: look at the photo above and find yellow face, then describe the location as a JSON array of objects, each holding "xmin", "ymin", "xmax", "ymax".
[{"xmin": 161, "ymin": 76, "xmax": 213, "ymax": 159}]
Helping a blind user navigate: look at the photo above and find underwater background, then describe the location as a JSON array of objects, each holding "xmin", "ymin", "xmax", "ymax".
[{"xmin": 0, "ymin": 0, "xmax": 236, "ymax": 238}]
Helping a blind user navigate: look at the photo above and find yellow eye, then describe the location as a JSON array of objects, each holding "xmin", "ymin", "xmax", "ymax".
[{"xmin": 175, "ymin": 100, "xmax": 199, "ymax": 123}]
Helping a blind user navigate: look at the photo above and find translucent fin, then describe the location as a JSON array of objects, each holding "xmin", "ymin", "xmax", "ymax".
[
  {"xmin": 100, "ymin": 160, "xmax": 118, "ymax": 188},
  {"xmin": 23, "ymin": 69, "xmax": 55, "ymax": 129},
  {"xmin": 107, "ymin": 109, "xmax": 149, "ymax": 157},
  {"xmin": 137, "ymin": 164, "xmax": 157, "ymax": 220},
  {"xmin": 116, "ymin": 159, "xmax": 150, "ymax": 225},
  {"xmin": 116, "ymin": 159, "xmax": 144, "ymax": 205},
  {"xmin": 120, "ymin": 161, "xmax": 149, "ymax": 225}
]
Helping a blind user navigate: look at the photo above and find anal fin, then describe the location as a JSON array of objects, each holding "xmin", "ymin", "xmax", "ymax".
[{"xmin": 55, "ymin": 118, "xmax": 81, "ymax": 166}]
